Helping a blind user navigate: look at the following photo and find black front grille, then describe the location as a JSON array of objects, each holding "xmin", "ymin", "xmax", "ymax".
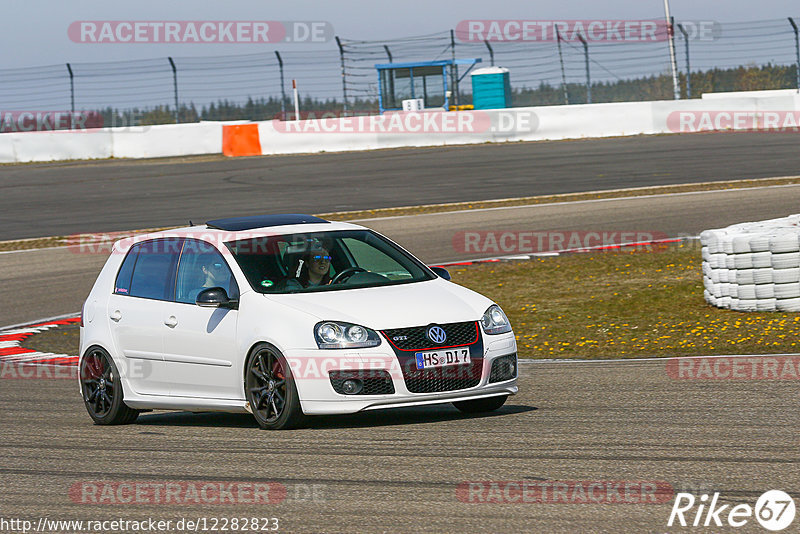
[
  {"xmin": 383, "ymin": 321, "xmax": 479, "ymax": 351},
  {"xmin": 401, "ymin": 358, "xmax": 483, "ymax": 393},
  {"xmin": 489, "ymin": 354, "xmax": 517, "ymax": 383},
  {"xmin": 329, "ymin": 370, "xmax": 395, "ymax": 395}
]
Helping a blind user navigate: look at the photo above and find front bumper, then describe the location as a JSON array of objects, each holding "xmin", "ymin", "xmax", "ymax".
[{"xmin": 284, "ymin": 331, "xmax": 518, "ymax": 415}]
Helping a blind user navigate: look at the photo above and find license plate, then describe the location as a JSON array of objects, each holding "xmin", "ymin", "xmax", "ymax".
[{"xmin": 415, "ymin": 348, "xmax": 471, "ymax": 370}]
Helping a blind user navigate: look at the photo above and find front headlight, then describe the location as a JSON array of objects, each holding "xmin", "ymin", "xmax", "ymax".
[
  {"xmin": 481, "ymin": 305, "xmax": 512, "ymax": 335},
  {"xmin": 314, "ymin": 321, "xmax": 381, "ymax": 349}
]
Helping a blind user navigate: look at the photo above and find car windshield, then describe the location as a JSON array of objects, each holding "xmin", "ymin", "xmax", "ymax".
[{"xmin": 225, "ymin": 230, "xmax": 436, "ymax": 294}]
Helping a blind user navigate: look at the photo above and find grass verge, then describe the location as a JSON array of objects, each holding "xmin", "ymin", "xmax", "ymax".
[{"xmin": 450, "ymin": 242, "xmax": 800, "ymax": 359}]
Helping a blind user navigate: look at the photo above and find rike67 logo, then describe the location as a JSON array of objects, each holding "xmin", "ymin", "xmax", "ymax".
[{"xmin": 668, "ymin": 490, "xmax": 796, "ymax": 530}]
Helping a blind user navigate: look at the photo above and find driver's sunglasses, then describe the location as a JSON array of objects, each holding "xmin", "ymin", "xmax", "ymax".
[
  {"xmin": 311, "ymin": 254, "xmax": 332, "ymax": 262},
  {"xmin": 210, "ymin": 263, "xmax": 224, "ymax": 270}
]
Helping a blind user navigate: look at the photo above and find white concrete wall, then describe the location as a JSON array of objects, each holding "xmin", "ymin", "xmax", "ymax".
[
  {"xmin": 1, "ymin": 92, "xmax": 799, "ymax": 163},
  {"xmin": 112, "ymin": 122, "xmax": 222, "ymax": 159},
  {"xmin": 256, "ymin": 101, "xmax": 658, "ymax": 155},
  {"xmin": 0, "ymin": 130, "xmax": 112, "ymax": 163},
  {"xmin": 0, "ymin": 122, "xmax": 223, "ymax": 163},
  {"xmin": 524, "ymin": 101, "xmax": 656, "ymax": 141},
  {"xmin": 701, "ymin": 88, "xmax": 799, "ymax": 99}
]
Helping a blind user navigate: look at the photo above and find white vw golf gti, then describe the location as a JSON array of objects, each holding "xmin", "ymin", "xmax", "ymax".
[{"xmin": 79, "ymin": 214, "xmax": 518, "ymax": 429}]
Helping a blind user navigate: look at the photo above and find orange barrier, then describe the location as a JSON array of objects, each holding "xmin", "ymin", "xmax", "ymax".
[{"xmin": 222, "ymin": 124, "xmax": 262, "ymax": 157}]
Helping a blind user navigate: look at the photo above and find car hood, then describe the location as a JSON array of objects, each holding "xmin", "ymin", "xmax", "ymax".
[{"xmin": 265, "ymin": 278, "xmax": 494, "ymax": 330}]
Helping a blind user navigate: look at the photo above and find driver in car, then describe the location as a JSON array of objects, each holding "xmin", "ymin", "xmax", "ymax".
[
  {"xmin": 201, "ymin": 261, "xmax": 229, "ymax": 289},
  {"xmin": 298, "ymin": 248, "xmax": 333, "ymax": 287}
]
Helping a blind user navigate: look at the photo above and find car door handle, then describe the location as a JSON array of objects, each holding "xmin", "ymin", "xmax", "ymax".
[
  {"xmin": 110, "ymin": 310, "xmax": 122, "ymax": 322},
  {"xmin": 164, "ymin": 316, "xmax": 178, "ymax": 328}
]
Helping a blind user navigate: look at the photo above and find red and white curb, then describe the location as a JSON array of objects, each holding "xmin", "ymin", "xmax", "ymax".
[{"xmin": 0, "ymin": 317, "xmax": 80, "ymax": 367}]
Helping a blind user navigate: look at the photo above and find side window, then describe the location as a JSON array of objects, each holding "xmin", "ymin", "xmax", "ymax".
[
  {"xmin": 114, "ymin": 244, "xmax": 140, "ymax": 295},
  {"xmin": 129, "ymin": 238, "xmax": 182, "ymax": 301},
  {"xmin": 175, "ymin": 239, "xmax": 239, "ymax": 304}
]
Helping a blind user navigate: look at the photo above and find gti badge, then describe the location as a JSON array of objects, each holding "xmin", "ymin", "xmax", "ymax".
[{"xmin": 427, "ymin": 326, "xmax": 447, "ymax": 344}]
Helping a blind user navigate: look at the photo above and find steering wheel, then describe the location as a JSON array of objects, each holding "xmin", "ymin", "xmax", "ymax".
[{"xmin": 331, "ymin": 267, "xmax": 367, "ymax": 284}]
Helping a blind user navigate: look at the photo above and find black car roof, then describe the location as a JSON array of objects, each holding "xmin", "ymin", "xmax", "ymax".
[{"xmin": 206, "ymin": 214, "xmax": 330, "ymax": 232}]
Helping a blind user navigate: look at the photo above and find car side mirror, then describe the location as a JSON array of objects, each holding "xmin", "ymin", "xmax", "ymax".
[
  {"xmin": 430, "ymin": 266, "xmax": 451, "ymax": 281},
  {"xmin": 196, "ymin": 287, "xmax": 238, "ymax": 309}
]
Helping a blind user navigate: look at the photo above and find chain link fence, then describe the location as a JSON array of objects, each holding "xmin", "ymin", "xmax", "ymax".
[{"xmin": 0, "ymin": 17, "xmax": 798, "ymax": 126}]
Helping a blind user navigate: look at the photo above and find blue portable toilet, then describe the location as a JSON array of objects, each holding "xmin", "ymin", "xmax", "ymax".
[{"xmin": 471, "ymin": 67, "xmax": 512, "ymax": 110}]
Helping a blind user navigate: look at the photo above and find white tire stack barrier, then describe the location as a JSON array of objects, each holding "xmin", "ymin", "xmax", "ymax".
[{"xmin": 701, "ymin": 215, "xmax": 800, "ymax": 312}]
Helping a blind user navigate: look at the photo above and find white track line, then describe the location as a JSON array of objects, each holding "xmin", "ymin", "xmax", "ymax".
[
  {"xmin": 0, "ymin": 312, "xmax": 80, "ymax": 332},
  {"xmin": 330, "ymin": 175, "xmax": 800, "ymax": 220},
  {"xmin": 3, "ymin": 314, "xmax": 796, "ymax": 367},
  {"xmin": 353, "ymin": 183, "xmax": 800, "ymax": 222},
  {"xmin": 519, "ymin": 353, "xmax": 800, "ymax": 364},
  {"xmin": 0, "ymin": 246, "xmax": 70, "ymax": 255}
]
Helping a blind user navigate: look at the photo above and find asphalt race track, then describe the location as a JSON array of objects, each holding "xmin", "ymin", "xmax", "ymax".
[
  {"xmin": 2, "ymin": 359, "xmax": 798, "ymax": 532},
  {"xmin": 2, "ymin": 135, "xmax": 800, "ymax": 532},
  {"xmin": 0, "ymin": 131, "xmax": 799, "ymax": 240}
]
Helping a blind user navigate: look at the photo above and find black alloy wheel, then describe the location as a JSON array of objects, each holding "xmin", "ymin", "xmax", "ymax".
[
  {"xmin": 246, "ymin": 344, "xmax": 305, "ymax": 430},
  {"xmin": 79, "ymin": 347, "xmax": 139, "ymax": 425}
]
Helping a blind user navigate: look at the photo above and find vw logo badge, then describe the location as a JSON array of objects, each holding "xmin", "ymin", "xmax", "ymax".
[{"xmin": 427, "ymin": 326, "xmax": 447, "ymax": 344}]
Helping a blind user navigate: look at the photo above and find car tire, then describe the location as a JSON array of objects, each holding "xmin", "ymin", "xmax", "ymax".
[
  {"xmin": 245, "ymin": 343, "xmax": 306, "ymax": 430},
  {"xmin": 79, "ymin": 346, "xmax": 139, "ymax": 425},
  {"xmin": 452, "ymin": 395, "xmax": 508, "ymax": 414}
]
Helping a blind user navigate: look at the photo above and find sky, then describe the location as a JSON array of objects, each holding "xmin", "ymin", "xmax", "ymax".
[
  {"xmin": 1, "ymin": 0, "xmax": 798, "ymax": 111},
  {"xmin": 4, "ymin": 0, "xmax": 799, "ymax": 68}
]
